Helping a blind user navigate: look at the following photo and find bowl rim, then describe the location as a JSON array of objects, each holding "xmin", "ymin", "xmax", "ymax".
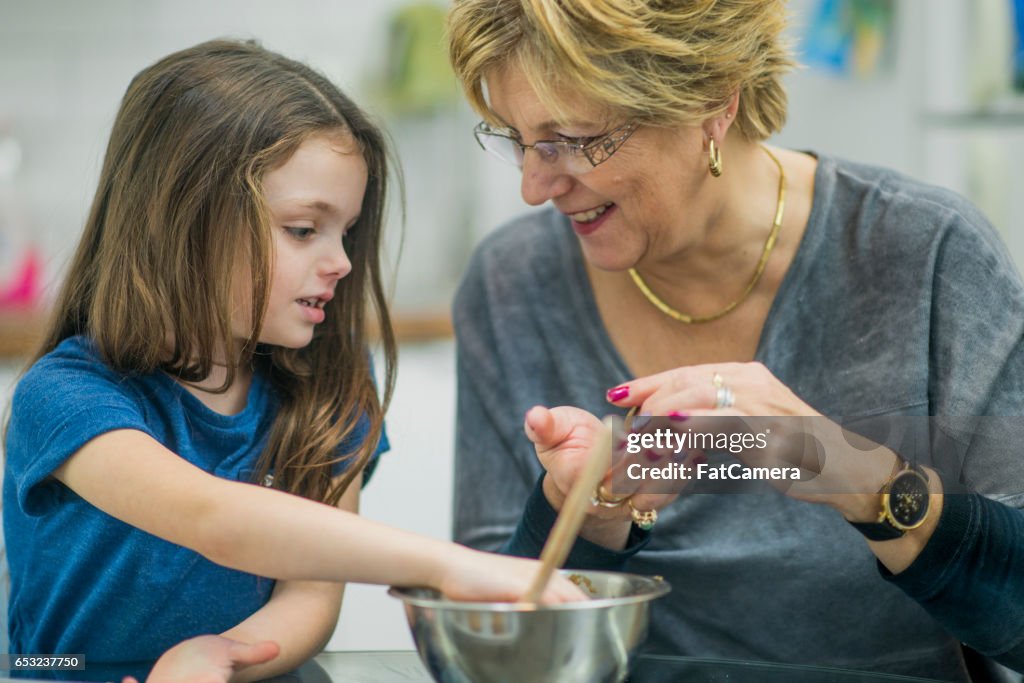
[{"xmin": 387, "ymin": 570, "xmax": 671, "ymax": 612}]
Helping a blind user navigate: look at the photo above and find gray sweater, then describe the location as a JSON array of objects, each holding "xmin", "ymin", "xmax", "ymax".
[{"xmin": 453, "ymin": 154, "xmax": 1024, "ymax": 681}]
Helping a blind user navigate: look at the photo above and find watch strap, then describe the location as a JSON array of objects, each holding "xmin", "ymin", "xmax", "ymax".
[
  {"xmin": 848, "ymin": 459, "xmax": 929, "ymax": 541},
  {"xmin": 850, "ymin": 517, "xmax": 906, "ymax": 541}
]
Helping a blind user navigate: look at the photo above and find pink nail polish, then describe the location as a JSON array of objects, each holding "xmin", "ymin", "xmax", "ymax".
[
  {"xmin": 668, "ymin": 411, "xmax": 689, "ymax": 421},
  {"xmin": 607, "ymin": 385, "xmax": 630, "ymax": 402},
  {"xmin": 644, "ymin": 449, "xmax": 662, "ymax": 462}
]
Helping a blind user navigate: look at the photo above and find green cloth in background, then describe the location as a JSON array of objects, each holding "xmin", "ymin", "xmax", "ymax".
[{"xmin": 381, "ymin": 2, "xmax": 459, "ymax": 115}]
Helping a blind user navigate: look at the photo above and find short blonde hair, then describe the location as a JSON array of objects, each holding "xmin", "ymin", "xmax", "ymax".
[{"xmin": 447, "ymin": 0, "xmax": 795, "ymax": 140}]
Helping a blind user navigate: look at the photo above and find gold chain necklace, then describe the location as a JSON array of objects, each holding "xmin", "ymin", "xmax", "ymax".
[{"xmin": 628, "ymin": 145, "xmax": 786, "ymax": 324}]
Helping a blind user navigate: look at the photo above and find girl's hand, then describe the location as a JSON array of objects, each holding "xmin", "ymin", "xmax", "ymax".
[
  {"xmin": 438, "ymin": 547, "xmax": 585, "ymax": 604},
  {"xmin": 122, "ymin": 635, "xmax": 280, "ymax": 683},
  {"xmin": 524, "ymin": 405, "xmax": 681, "ymax": 550}
]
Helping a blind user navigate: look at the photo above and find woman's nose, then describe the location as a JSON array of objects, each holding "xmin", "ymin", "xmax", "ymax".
[{"xmin": 519, "ymin": 154, "xmax": 573, "ymax": 206}]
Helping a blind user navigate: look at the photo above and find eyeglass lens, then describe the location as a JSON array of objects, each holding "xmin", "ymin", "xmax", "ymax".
[{"xmin": 479, "ymin": 134, "xmax": 588, "ymax": 171}]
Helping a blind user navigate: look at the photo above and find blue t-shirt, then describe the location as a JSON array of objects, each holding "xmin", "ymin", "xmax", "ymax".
[{"xmin": 3, "ymin": 335, "xmax": 388, "ymax": 670}]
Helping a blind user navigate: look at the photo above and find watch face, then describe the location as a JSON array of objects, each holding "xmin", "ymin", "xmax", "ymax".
[{"xmin": 884, "ymin": 471, "xmax": 930, "ymax": 529}]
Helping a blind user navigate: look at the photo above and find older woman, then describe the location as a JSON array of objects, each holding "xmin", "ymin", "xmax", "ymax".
[{"xmin": 446, "ymin": 0, "xmax": 1024, "ymax": 680}]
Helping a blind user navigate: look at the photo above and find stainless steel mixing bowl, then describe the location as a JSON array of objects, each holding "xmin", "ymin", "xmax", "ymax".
[{"xmin": 388, "ymin": 570, "xmax": 670, "ymax": 683}]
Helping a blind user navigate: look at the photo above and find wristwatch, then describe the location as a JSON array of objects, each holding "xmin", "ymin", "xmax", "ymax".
[{"xmin": 849, "ymin": 458, "xmax": 931, "ymax": 541}]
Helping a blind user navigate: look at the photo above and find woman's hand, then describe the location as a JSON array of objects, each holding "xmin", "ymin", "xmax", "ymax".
[
  {"xmin": 607, "ymin": 361, "xmax": 951, "ymax": 574},
  {"xmin": 608, "ymin": 361, "xmax": 817, "ymax": 418},
  {"xmin": 123, "ymin": 635, "xmax": 280, "ymax": 683},
  {"xmin": 608, "ymin": 361, "xmax": 822, "ymax": 492},
  {"xmin": 524, "ymin": 405, "xmax": 681, "ymax": 550},
  {"xmin": 606, "ymin": 362, "xmax": 899, "ymax": 511},
  {"xmin": 437, "ymin": 546, "xmax": 585, "ymax": 604}
]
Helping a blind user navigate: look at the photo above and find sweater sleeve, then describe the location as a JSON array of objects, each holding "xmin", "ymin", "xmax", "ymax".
[
  {"xmin": 882, "ymin": 483, "xmax": 1024, "ymax": 671},
  {"xmin": 905, "ymin": 199, "xmax": 1024, "ymax": 673}
]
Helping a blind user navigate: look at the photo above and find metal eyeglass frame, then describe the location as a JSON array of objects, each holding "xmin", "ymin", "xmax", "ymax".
[{"xmin": 473, "ymin": 120, "xmax": 638, "ymax": 172}]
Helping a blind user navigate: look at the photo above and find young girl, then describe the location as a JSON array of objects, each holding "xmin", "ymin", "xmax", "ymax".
[{"xmin": 3, "ymin": 39, "xmax": 580, "ymax": 682}]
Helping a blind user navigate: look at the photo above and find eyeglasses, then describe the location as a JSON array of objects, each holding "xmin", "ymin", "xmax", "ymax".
[{"xmin": 473, "ymin": 120, "xmax": 637, "ymax": 175}]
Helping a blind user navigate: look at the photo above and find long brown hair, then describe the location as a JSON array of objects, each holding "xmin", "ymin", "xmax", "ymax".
[{"xmin": 26, "ymin": 39, "xmax": 397, "ymax": 505}]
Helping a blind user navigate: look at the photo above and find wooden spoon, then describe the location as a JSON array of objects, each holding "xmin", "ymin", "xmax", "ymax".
[{"xmin": 520, "ymin": 417, "xmax": 615, "ymax": 604}]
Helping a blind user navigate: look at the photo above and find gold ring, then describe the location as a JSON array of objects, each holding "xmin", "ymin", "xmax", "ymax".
[
  {"xmin": 591, "ymin": 484, "xmax": 631, "ymax": 508},
  {"xmin": 628, "ymin": 499, "xmax": 658, "ymax": 530}
]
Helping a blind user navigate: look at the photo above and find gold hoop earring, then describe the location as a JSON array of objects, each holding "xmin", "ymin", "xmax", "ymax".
[{"xmin": 708, "ymin": 138, "xmax": 723, "ymax": 177}]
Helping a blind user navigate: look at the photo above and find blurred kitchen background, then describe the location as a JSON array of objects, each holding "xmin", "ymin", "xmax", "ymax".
[{"xmin": 0, "ymin": 0, "xmax": 1022, "ymax": 652}]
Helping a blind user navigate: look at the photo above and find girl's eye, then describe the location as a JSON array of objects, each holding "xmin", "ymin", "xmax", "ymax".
[{"xmin": 285, "ymin": 226, "xmax": 315, "ymax": 240}]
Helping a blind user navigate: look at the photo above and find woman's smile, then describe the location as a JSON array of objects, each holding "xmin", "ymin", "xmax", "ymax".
[{"xmin": 566, "ymin": 202, "xmax": 617, "ymax": 235}]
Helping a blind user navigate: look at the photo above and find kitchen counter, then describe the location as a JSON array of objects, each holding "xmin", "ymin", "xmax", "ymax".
[
  {"xmin": 295, "ymin": 650, "xmax": 947, "ymax": 683},
  {"xmin": 0, "ymin": 650, "xmax": 952, "ymax": 682}
]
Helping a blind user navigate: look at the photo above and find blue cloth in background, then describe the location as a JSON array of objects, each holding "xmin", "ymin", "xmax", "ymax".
[{"xmin": 801, "ymin": 0, "xmax": 894, "ymax": 78}]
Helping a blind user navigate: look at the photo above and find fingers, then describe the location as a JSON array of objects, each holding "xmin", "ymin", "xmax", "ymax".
[
  {"xmin": 608, "ymin": 364, "xmax": 732, "ymax": 410},
  {"xmin": 606, "ymin": 368, "xmax": 681, "ymax": 407},
  {"xmin": 642, "ymin": 387, "xmax": 716, "ymax": 416},
  {"xmin": 606, "ymin": 362, "xmax": 774, "ymax": 415},
  {"xmin": 525, "ymin": 405, "xmax": 604, "ymax": 449},
  {"xmin": 524, "ymin": 405, "xmax": 557, "ymax": 445},
  {"xmin": 539, "ymin": 574, "xmax": 588, "ymax": 604}
]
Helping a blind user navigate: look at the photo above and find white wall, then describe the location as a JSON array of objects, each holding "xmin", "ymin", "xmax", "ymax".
[
  {"xmin": 778, "ymin": 0, "xmax": 1024, "ymax": 268},
  {"xmin": 330, "ymin": 341, "xmax": 456, "ymax": 651},
  {"xmin": 4, "ymin": 0, "xmax": 1021, "ymax": 305},
  {"xmin": 775, "ymin": 0, "xmax": 926, "ymax": 175}
]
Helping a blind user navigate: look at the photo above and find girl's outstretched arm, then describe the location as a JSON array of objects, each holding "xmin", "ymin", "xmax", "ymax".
[
  {"xmin": 53, "ymin": 428, "xmax": 582, "ymax": 601},
  {"xmin": 216, "ymin": 476, "xmax": 360, "ymax": 682},
  {"xmin": 141, "ymin": 476, "xmax": 362, "ymax": 683}
]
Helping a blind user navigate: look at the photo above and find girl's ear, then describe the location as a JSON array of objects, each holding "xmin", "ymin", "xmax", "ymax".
[{"xmin": 702, "ymin": 90, "xmax": 740, "ymax": 147}]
